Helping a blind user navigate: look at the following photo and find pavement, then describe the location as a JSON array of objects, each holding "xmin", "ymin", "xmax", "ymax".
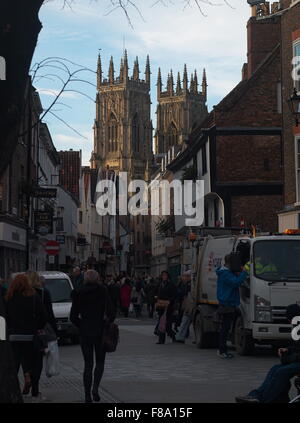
[{"xmin": 22, "ymin": 315, "xmax": 297, "ymax": 403}]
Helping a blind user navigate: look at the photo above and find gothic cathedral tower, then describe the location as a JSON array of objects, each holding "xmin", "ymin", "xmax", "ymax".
[
  {"xmin": 91, "ymin": 52, "xmax": 153, "ymax": 182},
  {"xmin": 155, "ymin": 66, "xmax": 208, "ymax": 154}
]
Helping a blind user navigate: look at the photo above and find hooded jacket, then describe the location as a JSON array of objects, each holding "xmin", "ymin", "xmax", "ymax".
[
  {"xmin": 216, "ymin": 266, "xmax": 248, "ymax": 308},
  {"xmin": 70, "ymin": 283, "xmax": 116, "ymax": 338}
]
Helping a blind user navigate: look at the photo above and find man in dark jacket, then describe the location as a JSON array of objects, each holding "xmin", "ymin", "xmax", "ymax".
[
  {"xmin": 155, "ymin": 271, "xmax": 178, "ymax": 344},
  {"xmin": 216, "ymin": 254, "xmax": 248, "ymax": 358},
  {"xmin": 72, "ymin": 267, "xmax": 84, "ymax": 290},
  {"xmin": 236, "ymin": 304, "xmax": 300, "ymax": 403},
  {"xmin": 70, "ymin": 270, "xmax": 116, "ymax": 403}
]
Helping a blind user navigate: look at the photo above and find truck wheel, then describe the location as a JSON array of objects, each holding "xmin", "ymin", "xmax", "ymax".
[
  {"xmin": 234, "ymin": 315, "xmax": 254, "ymax": 356},
  {"xmin": 194, "ymin": 313, "xmax": 212, "ymax": 349}
]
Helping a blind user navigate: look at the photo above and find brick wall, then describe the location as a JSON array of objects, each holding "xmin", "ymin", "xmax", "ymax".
[
  {"xmin": 217, "ymin": 135, "xmax": 282, "ymax": 183},
  {"xmin": 231, "ymin": 195, "xmax": 283, "ymax": 232}
]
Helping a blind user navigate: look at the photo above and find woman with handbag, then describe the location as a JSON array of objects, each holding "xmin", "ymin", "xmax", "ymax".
[
  {"xmin": 25, "ymin": 271, "xmax": 58, "ymax": 399},
  {"xmin": 5, "ymin": 274, "xmax": 47, "ymax": 401},
  {"xmin": 155, "ymin": 271, "xmax": 178, "ymax": 345},
  {"xmin": 70, "ymin": 270, "xmax": 116, "ymax": 403}
]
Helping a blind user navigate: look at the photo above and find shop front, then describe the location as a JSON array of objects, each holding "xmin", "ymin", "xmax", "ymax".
[{"xmin": 0, "ymin": 221, "xmax": 27, "ymax": 279}]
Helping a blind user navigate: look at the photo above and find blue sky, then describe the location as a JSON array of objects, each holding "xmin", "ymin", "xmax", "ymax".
[{"xmin": 32, "ymin": 0, "xmax": 250, "ymax": 165}]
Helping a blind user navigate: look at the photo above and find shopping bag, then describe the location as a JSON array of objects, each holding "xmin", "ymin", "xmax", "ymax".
[
  {"xmin": 158, "ymin": 311, "xmax": 167, "ymax": 334},
  {"xmin": 45, "ymin": 340, "xmax": 60, "ymax": 378}
]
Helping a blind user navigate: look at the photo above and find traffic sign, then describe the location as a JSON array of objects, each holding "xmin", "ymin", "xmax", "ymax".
[{"xmin": 45, "ymin": 240, "xmax": 60, "ymax": 256}]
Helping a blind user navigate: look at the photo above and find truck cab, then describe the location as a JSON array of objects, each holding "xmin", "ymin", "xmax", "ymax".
[{"xmin": 192, "ymin": 234, "xmax": 300, "ymax": 355}]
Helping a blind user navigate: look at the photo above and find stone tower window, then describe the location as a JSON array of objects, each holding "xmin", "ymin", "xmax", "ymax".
[
  {"xmin": 108, "ymin": 113, "xmax": 118, "ymax": 152},
  {"xmin": 132, "ymin": 113, "xmax": 140, "ymax": 153},
  {"xmin": 166, "ymin": 122, "xmax": 178, "ymax": 151}
]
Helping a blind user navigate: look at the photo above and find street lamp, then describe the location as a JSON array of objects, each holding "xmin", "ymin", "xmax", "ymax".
[{"xmin": 288, "ymin": 88, "xmax": 300, "ymax": 126}]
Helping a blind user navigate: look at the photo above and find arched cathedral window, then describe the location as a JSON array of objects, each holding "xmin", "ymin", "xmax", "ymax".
[
  {"xmin": 108, "ymin": 113, "xmax": 118, "ymax": 152},
  {"xmin": 132, "ymin": 114, "xmax": 140, "ymax": 153},
  {"xmin": 166, "ymin": 122, "xmax": 178, "ymax": 151}
]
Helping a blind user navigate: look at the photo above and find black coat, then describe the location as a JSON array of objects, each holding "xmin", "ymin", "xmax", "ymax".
[
  {"xmin": 5, "ymin": 293, "xmax": 47, "ymax": 336},
  {"xmin": 70, "ymin": 283, "xmax": 116, "ymax": 338},
  {"xmin": 157, "ymin": 279, "xmax": 178, "ymax": 304},
  {"xmin": 281, "ymin": 339, "xmax": 300, "ymax": 365},
  {"xmin": 35, "ymin": 287, "xmax": 58, "ymax": 335}
]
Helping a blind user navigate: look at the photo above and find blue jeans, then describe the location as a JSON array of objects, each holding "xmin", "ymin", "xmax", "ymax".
[
  {"xmin": 176, "ymin": 315, "xmax": 192, "ymax": 342},
  {"xmin": 248, "ymin": 362, "xmax": 300, "ymax": 403}
]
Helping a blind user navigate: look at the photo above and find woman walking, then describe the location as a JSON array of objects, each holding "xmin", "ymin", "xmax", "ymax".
[
  {"xmin": 155, "ymin": 271, "xmax": 178, "ymax": 344},
  {"xmin": 70, "ymin": 270, "xmax": 116, "ymax": 403},
  {"xmin": 5, "ymin": 274, "xmax": 47, "ymax": 401},
  {"xmin": 25, "ymin": 271, "xmax": 58, "ymax": 398},
  {"xmin": 120, "ymin": 278, "xmax": 132, "ymax": 318}
]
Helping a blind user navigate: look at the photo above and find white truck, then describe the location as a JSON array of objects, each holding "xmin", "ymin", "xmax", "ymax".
[{"xmin": 192, "ymin": 234, "xmax": 300, "ymax": 355}]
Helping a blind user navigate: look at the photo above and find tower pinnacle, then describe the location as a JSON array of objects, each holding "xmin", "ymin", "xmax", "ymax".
[
  {"xmin": 97, "ymin": 53, "xmax": 102, "ymax": 90},
  {"xmin": 109, "ymin": 56, "xmax": 115, "ymax": 84}
]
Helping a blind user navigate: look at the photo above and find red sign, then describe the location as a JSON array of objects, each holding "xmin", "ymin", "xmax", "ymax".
[{"xmin": 45, "ymin": 240, "xmax": 60, "ymax": 256}]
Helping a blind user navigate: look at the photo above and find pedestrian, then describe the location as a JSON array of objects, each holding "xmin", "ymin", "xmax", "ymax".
[
  {"xmin": 120, "ymin": 278, "xmax": 132, "ymax": 318},
  {"xmin": 5, "ymin": 274, "xmax": 48, "ymax": 401},
  {"xmin": 25, "ymin": 271, "xmax": 58, "ymax": 399},
  {"xmin": 236, "ymin": 304, "xmax": 300, "ymax": 403},
  {"xmin": 155, "ymin": 271, "xmax": 177, "ymax": 344},
  {"xmin": 106, "ymin": 275, "xmax": 121, "ymax": 313},
  {"xmin": 144, "ymin": 278, "xmax": 159, "ymax": 318},
  {"xmin": 70, "ymin": 270, "xmax": 116, "ymax": 403},
  {"xmin": 72, "ymin": 266, "xmax": 84, "ymax": 290},
  {"xmin": 131, "ymin": 279, "xmax": 144, "ymax": 319},
  {"xmin": 175, "ymin": 271, "xmax": 193, "ymax": 343},
  {"xmin": 216, "ymin": 254, "xmax": 248, "ymax": 358}
]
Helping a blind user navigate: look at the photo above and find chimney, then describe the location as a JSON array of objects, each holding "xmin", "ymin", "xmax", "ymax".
[{"xmin": 247, "ymin": 11, "xmax": 280, "ymax": 78}]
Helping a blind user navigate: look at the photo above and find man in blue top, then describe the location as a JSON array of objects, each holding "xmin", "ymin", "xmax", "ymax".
[{"xmin": 216, "ymin": 254, "xmax": 248, "ymax": 359}]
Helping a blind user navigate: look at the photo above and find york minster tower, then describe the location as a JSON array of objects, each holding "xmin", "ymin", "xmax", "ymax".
[
  {"xmin": 155, "ymin": 66, "xmax": 208, "ymax": 154},
  {"xmin": 91, "ymin": 51, "xmax": 153, "ymax": 181}
]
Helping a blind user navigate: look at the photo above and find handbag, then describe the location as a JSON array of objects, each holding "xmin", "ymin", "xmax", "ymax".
[
  {"xmin": 44, "ymin": 322, "xmax": 57, "ymax": 343},
  {"xmin": 103, "ymin": 321, "xmax": 119, "ymax": 353},
  {"xmin": 33, "ymin": 294, "xmax": 48, "ymax": 352},
  {"xmin": 45, "ymin": 340, "xmax": 60, "ymax": 378},
  {"xmin": 102, "ymin": 288, "xmax": 119, "ymax": 353},
  {"xmin": 158, "ymin": 311, "xmax": 167, "ymax": 334},
  {"xmin": 155, "ymin": 299, "xmax": 170, "ymax": 310}
]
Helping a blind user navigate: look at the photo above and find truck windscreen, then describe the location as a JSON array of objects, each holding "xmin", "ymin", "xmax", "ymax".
[{"xmin": 253, "ymin": 240, "xmax": 300, "ymax": 282}]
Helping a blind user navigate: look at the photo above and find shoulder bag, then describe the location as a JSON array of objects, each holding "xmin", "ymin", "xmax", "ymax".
[{"xmin": 102, "ymin": 288, "xmax": 119, "ymax": 353}]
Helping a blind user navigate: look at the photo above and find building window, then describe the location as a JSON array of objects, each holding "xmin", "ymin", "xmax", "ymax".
[
  {"xmin": 56, "ymin": 217, "xmax": 64, "ymax": 232},
  {"xmin": 79, "ymin": 211, "xmax": 83, "ymax": 224},
  {"xmin": 166, "ymin": 122, "xmax": 178, "ymax": 152},
  {"xmin": 202, "ymin": 144, "xmax": 207, "ymax": 175},
  {"xmin": 108, "ymin": 113, "xmax": 118, "ymax": 152},
  {"xmin": 132, "ymin": 113, "xmax": 140, "ymax": 153},
  {"xmin": 293, "ymin": 39, "xmax": 300, "ymax": 92}
]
